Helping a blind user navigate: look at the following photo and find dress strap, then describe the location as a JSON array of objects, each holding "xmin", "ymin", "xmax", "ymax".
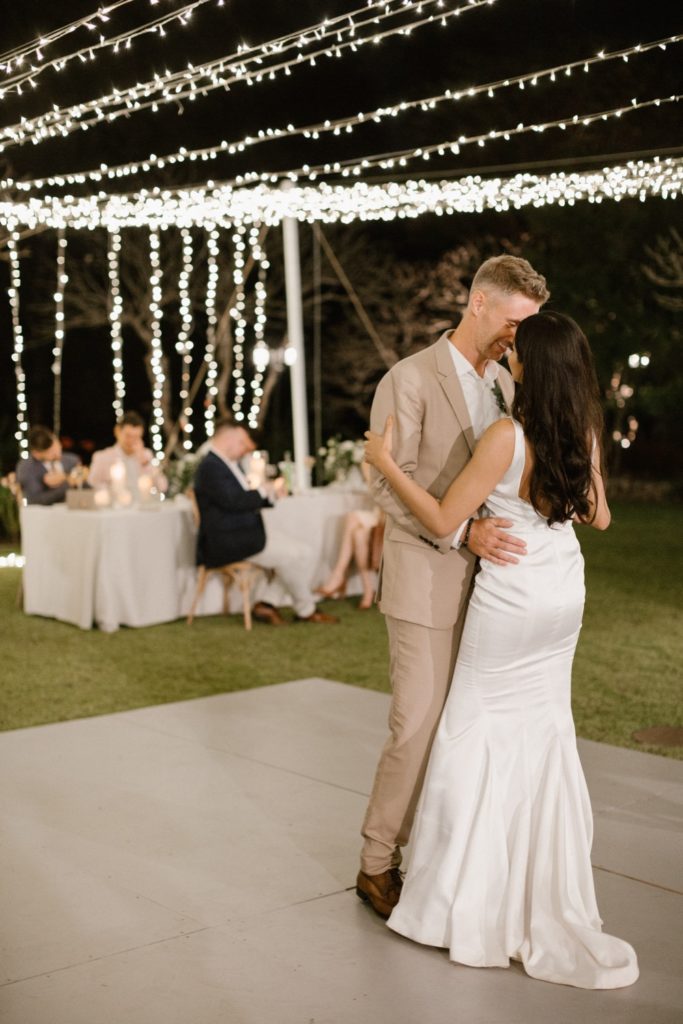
[{"xmin": 507, "ymin": 418, "xmax": 527, "ymax": 489}]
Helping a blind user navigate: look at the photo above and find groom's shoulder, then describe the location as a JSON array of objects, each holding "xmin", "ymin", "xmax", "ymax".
[{"xmin": 384, "ymin": 336, "xmax": 444, "ymax": 382}]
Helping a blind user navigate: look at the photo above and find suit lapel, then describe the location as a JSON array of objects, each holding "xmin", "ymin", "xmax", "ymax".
[
  {"xmin": 434, "ymin": 332, "xmax": 475, "ymax": 455},
  {"xmin": 498, "ymin": 368, "xmax": 515, "ymax": 412}
]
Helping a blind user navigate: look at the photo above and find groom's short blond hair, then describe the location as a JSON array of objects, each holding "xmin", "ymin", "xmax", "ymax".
[{"xmin": 471, "ymin": 255, "xmax": 549, "ymax": 304}]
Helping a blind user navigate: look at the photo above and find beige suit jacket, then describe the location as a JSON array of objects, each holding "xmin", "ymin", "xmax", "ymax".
[{"xmin": 369, "ymin": 331, "xmax": 515, "ymax": 629}]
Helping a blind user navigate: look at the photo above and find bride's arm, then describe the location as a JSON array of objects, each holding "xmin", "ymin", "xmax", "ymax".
[
  {"xmin": 577, "ymin": 439, "xmax": 610, "ymax": 530},
  {"xmin": 365, "ymin": 417, "xmax": 516, "ymax": 539}
]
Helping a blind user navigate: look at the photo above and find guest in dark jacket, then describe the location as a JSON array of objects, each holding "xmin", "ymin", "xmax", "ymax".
[
  {"xmin": 193, "ymin": 418, "xmax": 337, "ymax": 625},
  {"xmin": 16, "ymin": 426, "xmax": 82, "ymax": 505}
]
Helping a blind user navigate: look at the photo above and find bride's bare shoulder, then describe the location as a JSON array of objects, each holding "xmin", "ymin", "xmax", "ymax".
[{"xmin": 481, "ymin": 417, "xmax": 517, "ymax": 446}]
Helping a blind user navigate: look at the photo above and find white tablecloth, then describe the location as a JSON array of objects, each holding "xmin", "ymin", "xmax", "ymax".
[{"xmin": 20, "ymin": 489, "xmax": 375, "ymax": 631}]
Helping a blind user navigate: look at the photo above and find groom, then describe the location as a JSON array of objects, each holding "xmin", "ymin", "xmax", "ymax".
[{"xmin": 357, "ymin": 255, "xmax": 550, "ymax": 917}]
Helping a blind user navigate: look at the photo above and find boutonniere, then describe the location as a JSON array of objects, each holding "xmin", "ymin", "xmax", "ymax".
[{"xmin": 491, "ymin": 379, "xmax": 509, "ymax": 415}]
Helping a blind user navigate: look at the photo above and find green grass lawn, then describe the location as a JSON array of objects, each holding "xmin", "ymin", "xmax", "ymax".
[{"xmin": 0, "ymin": 501, "xmax": 681, "ymax": 759}]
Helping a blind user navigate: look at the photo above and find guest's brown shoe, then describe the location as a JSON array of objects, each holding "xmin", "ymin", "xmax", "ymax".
[
  {"xmin": 252, "ymin": 602, "xmax": 287, "ymax": 626},
  {"xmin": 294, "ymin": 609, "xmax": 339, "ymax": 624},
  {"xmin": 355, "ymin": 868, "xmax": 403, "ymax": 919}
]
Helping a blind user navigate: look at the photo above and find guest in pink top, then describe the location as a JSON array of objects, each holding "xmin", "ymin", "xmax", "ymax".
[{"xmin": 89, "ymin": 411, "xmax": 168, "ymax": 493}]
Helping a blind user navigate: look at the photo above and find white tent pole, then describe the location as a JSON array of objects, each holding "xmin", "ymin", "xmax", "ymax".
[{"xmin": 282, "ymin": 211, "xmax": 311, "ymax": 492}]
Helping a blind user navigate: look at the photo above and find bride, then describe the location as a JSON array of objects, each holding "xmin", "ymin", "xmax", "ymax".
[{"xmin": 363, "ymin": 310, "xmax": 638, "ymax": 990}]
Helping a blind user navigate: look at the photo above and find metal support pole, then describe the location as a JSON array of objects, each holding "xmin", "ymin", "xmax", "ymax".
[{"xmin": 282, "ymin": 212, "xmax": 311, "ymax": 491}]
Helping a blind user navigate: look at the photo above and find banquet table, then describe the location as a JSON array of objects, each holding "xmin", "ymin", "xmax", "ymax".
[{"xmin": 20, "ymin": 488, "xmax": 376, "ymax": 631}]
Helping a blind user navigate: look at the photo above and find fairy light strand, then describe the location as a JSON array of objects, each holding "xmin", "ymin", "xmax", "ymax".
[
  {"xmin": 177, "ymin": 226, "xmax": 195, "ymax": 451},
  {"xmin": 203, "ymin": 224, "xmax": 220, "ymax": 438},
  {"xmin": 227, "ymin": 92, "xmax": 682, "ymax": 187},
  {"xmin": 7, "ymin": 231, "xmax": 29, "ymax": 456},
  {"xmin": 0, "ymin": 0, "xmax": 136, "ymax": 72},
  {"xmin": 0, "ymin": 0, "xmax": 219, "ymax": 101},
  {"xmin": 248, "ymin": 224, "xmax": 269, "ymax": 430},
  {"xmin": 107, "ymin": 228, "xmax": 126, "ymax": 418},
  {"xmin": 230, "ymin": 225, "xmax": 247, "ymax": 422},
  {"xmin": 0, "ymin": 157, "xmax": 680, "ymax": 233},
  {"xmin": 52, "ymin": 228, "xmax": 68, "ymax": 435},
  {"xmin": 148, "ymin": 228, "xmax": 167, "ymax": 457},
  {"xmin": 0, "ymin": 0, "xmax": 494, "ymax": 151},
  {"xmin": 6, "ymin": 33, "xmax": 678, "ymax": 196}
]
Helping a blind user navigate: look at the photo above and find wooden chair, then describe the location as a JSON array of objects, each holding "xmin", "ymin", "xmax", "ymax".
[
  {"xmin": 187, "ymin": 561, "xmax": 263, "ymax": 629},
  {"xmin": 185, "ymin": 489, "xmax": 265, "ymax": 630}
]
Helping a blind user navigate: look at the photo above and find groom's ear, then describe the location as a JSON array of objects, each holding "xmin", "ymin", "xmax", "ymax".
[{"xmin": 469, "ymin": 289, "xmax": 485, "ymax": 316}]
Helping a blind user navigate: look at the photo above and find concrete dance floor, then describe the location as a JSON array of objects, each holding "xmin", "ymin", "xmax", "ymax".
[{"xmin": 1, "ymin": 679, "xmax": 681, "ymax": 1024}]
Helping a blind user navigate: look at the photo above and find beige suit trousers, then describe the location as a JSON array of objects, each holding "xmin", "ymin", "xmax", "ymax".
[{"xmin": 360, "ymin": 604, "xmax": 469, "ymax": 876}]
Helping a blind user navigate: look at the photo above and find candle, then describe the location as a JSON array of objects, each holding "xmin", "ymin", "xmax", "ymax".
[
  {"xmin": 110, "ymin": 460, "xmax": 126, "ymax": 485},
  {"xmin": 137, "ymin": 474, "xmax": 153, "ymax": 501},
  {"xmin": 94, "ymin": 489, "xmax": 111, "ymax": 508},
  {"xmin": 247, "ymin": 449, "xmax": 268, "ymax": 489}
]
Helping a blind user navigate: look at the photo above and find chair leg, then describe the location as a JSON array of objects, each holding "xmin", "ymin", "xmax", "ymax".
[
  {"xmin": 222, "ymin": 570, "xmax": 232, "ymax": 616},
  {"xmin": 187, "ymin": 566, "xmax": 209, "ymax": 624},
  {"xmin": 239, "ymin": 574, "xmax": 253, "ymax": 630}
]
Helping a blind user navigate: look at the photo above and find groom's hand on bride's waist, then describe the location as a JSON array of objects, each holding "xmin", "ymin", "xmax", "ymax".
[{"xmin": 466, "ymin": 518, "xmax": 527, "ymax": 566}]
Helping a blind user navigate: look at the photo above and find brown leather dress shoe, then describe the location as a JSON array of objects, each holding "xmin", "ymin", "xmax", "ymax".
[
  {"xmin": 355, "ymin": 868, "xmax": 403, "ymax": 919},
  {"xmin": 252, "ymin": 602, "xmax": 287, "ymax": 626},
  {"xmin": 294, "ymin": 609, "xmax": 339, "ymax": 624}
]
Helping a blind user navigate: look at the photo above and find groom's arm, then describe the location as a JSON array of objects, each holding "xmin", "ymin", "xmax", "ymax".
[{"xmin": 368, "ymin": 368, "xmax": 456, "ymax": 552}]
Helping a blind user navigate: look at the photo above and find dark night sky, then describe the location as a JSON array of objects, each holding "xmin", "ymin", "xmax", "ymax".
[
  {"xmin": 1, "ymin": 0, "xmax": 680, "ymax": 191},
  {"xmin": 0, "ymin": 0, "xmax": 681, "ymax": 466}
]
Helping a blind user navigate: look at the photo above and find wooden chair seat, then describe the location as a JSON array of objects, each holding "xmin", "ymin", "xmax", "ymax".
[{"xmin": 186, "ymin": 560, "xmax": 264, "ymax": 630}]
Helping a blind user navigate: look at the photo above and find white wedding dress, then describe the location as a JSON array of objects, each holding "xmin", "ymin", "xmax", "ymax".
[{"xmin": 387, "ymin": 420, "xmax": 639, "ymax": 989}]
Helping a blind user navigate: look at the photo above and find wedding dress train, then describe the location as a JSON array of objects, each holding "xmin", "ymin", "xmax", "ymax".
[{"xmin": 387, "ymin": 420, "xmax": 638, "ymax": 989}]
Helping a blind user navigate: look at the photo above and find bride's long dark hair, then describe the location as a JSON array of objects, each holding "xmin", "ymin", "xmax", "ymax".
[{"xmin": 511, "ymin": 311, "xmax": 604, "ymax": 526}]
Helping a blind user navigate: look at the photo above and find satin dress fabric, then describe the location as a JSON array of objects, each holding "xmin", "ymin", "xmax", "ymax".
[{"xmin": 387, "ymin": 420, "xmax": 639, "ymax": 990}]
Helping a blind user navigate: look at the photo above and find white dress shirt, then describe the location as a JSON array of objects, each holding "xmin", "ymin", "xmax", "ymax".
[
  {"xmin": 448, "ymin": 339, "xmax": 507, "ymax": 546},
  {"xmin": 448, "ymin": 340, "xmax": 504, "ymax": 440},
  {"xmin": 209, "ymin": 446, "xmax": 271, "ymax": 500},
  {"xmin": 209, "ymin": 446, "xmax": 251, "ymax": 490}
]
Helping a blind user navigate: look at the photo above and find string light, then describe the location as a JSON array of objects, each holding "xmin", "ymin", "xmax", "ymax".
[
  {"xmin": 0, "ymin": 0, "xmax": 494, "ymax": 151},
  {"xmin": 248, "ymin": 224, "xmax": 269, "ymax": 430},
  {"xmin": 0, "ymin": 553, "xmax": 25, "ymax": 569},
  {"xmin": 148, "ymin": 229, "xmax": 167, "ymax": 457},
  {"xmin": 230, "ymin": 225, "xmax": 247, "ymax": 422},
  {"xmin": 7, "ymin": 230, "xmax": 29, "ymax": 457},
  {"xmin": 203, "ymin": 224, "xmax": 220, "ymax": 438},
  {"xmin": 52, "ymin": 228, "xmax": 68, "ymax": 435},
  {"xmin": 1, "ymin": 157, "xmax": 680, "ymax": 233},
  {"xmin": 228, "ymin": 93, "xmax": 682, "ymax": 187},
  {"xmin": 0, "ymin": 1, "xmax": 218, "ymax": 101},
  {"xmin": 0, "ymin": 0, "xmax": 136, "ymax": 75},
  {"xmin": 107, "ymin": 228, "xmax": 126, "ymax": 418},
  {"xmin": 6, "ymin": 33, "xmax": 678, "ymax": 196},
  {"xmin": 177, "ymin": 227, "xmax": 195, "ymax": 451}
]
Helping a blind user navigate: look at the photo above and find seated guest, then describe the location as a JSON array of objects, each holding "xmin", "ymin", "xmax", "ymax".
[
  {"xmin": 16, "ymin": 426, "xmax": 82, "ymax": 505},
  {"xmin": 193, "ymin": 418, "xmax": 337, "ymax": 625},
  {"xmin": 89, "ymin": 411, "xmax": 168, "ymax": 493},
  {"xmin": 317, "ymin": 506, "xmax": 384, "ymax": 610}
]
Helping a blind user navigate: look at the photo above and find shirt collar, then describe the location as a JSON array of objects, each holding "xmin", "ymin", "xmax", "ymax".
[
  {"xmin": 209, "ymin": 445, "xmax": 237, "ymax": 470},
  {"xmin": 448, "ymin": 337, "xmax": 500, "ymax": 384}
]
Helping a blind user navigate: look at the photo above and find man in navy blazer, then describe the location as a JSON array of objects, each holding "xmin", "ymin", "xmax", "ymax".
[
  {"xmin": 193, "ymin": 418, "xmax": 337, "ymax": 625},
  {"xmin": 16, "ymin": 425, "xmax": 82, "ymax": 504}
]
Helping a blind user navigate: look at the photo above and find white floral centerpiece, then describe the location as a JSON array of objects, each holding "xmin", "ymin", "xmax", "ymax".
[{"xmin": 319, "ymin": 436, "xmax": 366, "ymax": 487}]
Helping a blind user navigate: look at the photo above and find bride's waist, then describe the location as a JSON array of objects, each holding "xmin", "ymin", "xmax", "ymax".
[{"xmin": 483, "ymin": 505, "xmax": 574, "ymax": 534}]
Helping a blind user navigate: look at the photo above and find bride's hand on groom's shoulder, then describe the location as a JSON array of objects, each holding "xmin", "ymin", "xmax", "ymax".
[{"xmin": 364, "ymin": 415, "xmax": 394, "ymax": 472}]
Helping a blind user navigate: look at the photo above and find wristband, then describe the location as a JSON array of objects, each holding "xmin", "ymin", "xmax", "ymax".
[{"xmin": 462, "ymin": 517, "xmax": 475, "ymax": 549}]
